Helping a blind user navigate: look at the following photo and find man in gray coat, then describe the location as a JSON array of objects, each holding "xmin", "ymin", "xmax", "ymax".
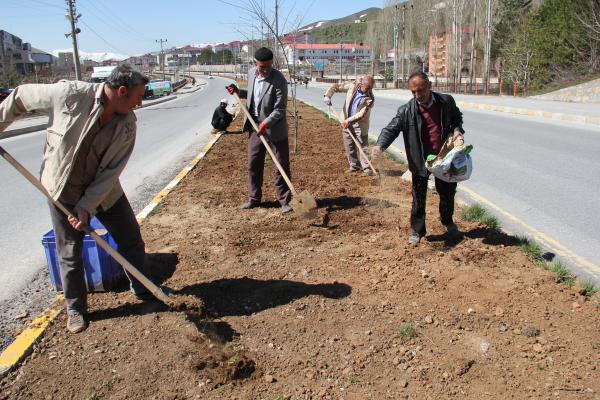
[
  {"xmin": 0, "ymin": 65, "xmax": 154, "ymax": 333},
  {"xmin": 226, "ymin": 47, "xmax": 292, "ymax": 213}
]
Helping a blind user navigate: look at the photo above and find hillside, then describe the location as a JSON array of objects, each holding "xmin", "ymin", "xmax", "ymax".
[{"xmin": 298, "ymin": 7, "xmax": 381, "ymax": 44}]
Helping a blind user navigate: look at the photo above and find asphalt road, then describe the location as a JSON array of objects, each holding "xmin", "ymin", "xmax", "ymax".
[
  {"xmin": 0, "ymin": 77, "xmax": 235, "ymax": 303},
  {"xmin": 296, "ymin": 84, "xmax": 600, "ymax": 283}
]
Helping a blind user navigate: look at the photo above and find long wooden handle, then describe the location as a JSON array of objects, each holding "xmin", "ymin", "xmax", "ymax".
[
  {"xmin": 231, "ymin": 92, "xmax": 297, "ymax": 196},
  {"xmin": 328, "ymin": 106, "xmax": 378, "ymax": 174},
  {"xmin": 0, "ymin": 145, "xmax": 170, "ymax": 304}
]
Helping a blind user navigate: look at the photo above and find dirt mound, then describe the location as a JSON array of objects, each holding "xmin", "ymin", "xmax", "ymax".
[{"xmin": 1, "ymin": 101, "xmax": 599, "ymax": 399}]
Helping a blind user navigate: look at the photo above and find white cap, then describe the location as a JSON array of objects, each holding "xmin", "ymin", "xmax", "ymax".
[{"xmin": 220, "ymin": 98, "xmax": 228, "ymax": 104}]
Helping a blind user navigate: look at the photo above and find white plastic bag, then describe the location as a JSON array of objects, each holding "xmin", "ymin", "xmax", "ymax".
[{"xmin": 425, "ymin": 140, "xmax": 473, "ymax": 183}]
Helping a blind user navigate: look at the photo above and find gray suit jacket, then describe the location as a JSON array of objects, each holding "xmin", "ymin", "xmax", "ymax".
[{"xmin": 239, "ymin": 67, "xmax": 288, "ymax": 143}]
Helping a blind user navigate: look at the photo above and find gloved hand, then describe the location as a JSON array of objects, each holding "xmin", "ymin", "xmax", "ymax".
[
  {"xmin": 226, "ymin": 84, "xmax": 239, "ymax": 95},
  {"xmin": 323, "ymin": 96, "xmax": 332, "ymax": 106},
  {"xmin": 258, "ymin": 121, "xmax": 267, "ymax": 136}
]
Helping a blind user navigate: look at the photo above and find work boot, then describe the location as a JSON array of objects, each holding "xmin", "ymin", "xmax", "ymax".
[
  {"xmin": 408, "ymin": 231, "xmax": 422, "ymax": 246},
  {"xmin": 240, "ymin": 201, "xmax": 259, "ymax": 210},
  {"xmin": 363, "ymin": 169, "xmax": 375, "ymax": 177},
  {"xmin": 66, "ymin": 310, "xmax": 88, "ymax": 334},
  {"xmin": 281, "ymin": 204, "xmax": 293, "ymax": 214},
  {"xmin": 346, "ymin": 167, "xmax": 360, "ymax": 174}
]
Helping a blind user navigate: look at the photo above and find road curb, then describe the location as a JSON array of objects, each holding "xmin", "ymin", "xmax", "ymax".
[
  {"xmin": 1, "ymin": 96, "xmax": 179, "ymax": 141},
  {"xmin": 373, "ymin": 91, "xmax": 600, "ymax": 127},
  {"xmin": 456, "ymin": 101, "xmax": 600, "ymax": 127},
  {"xmin": 0, "ymin": 131, "xmax": 224, "ymax": 379}
]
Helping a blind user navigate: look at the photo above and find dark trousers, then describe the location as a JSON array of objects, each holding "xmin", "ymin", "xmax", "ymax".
[
  {"xmin": 48, "ymin": 194, "xmax": 149, "ymax": 313},
  {"xmin": 411, "ymin": 173, "xmax": 457, "ymax": 236},
  {"xmin": 247, "ymin": 130, "xmax": 291, "ymax": 206}
]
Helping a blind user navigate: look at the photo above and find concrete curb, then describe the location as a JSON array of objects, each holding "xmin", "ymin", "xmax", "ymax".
[
  {"xmin": 373, "ymin": 91, "xmax": 600, "ymax": 127},
  {"xmin": 0, "ymin": 131, "xmax": 224, "ymax": 379},
  {"xmin": 1, "ymin": 123, "xmax": 48, "ymax": 139},
  {"xmin": 456, "ymin": 101, "xmax": 600, "ymax": 127},
  {"xmin": 1, "ymin": 96, "xmax": 179, "ymax": 141}
]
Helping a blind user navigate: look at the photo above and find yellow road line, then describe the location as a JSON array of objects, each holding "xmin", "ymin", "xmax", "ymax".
[
  {"xmin": 0, "ymin": 133, "xmax": 224, "ymax": 378},
  {"xmin": 460, "ymin": 185, "xmax": 600, "ymax": 274},
  {"xmin": 0, "ymin": 296, "xmax": 63, "ymax": 376}
]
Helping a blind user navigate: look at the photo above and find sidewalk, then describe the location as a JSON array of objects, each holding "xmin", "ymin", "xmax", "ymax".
[{"xmin": 375, "ymin": 88, "xmax": 600, "ymax": 126}]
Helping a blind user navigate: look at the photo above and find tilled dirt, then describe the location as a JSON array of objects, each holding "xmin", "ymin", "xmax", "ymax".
[{"xmin": 1, "ymin": 101, "xmax": 599, "ymax": 400}]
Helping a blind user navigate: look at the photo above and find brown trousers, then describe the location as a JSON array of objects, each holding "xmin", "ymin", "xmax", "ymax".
[
  {"xmin": 247, "ymin": 131, "xmax": 291, "ymax": 206},
  {"xmin": 343, "ymin": 123, "xmax": 372, "ymax": 172}
]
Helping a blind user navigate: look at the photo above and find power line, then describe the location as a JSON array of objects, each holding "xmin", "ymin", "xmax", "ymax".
[{"xmin": 78, "ymin": 19, "xmax": 128, "ymax": 56}]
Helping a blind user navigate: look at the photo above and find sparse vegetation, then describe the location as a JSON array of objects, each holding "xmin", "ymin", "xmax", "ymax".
[
  {"xmin": 545, "ymin": 260, "xmax": 575, "ymax": 287},
  {"xmin": 519, "ymin": 236, "xmax": 544, "ymax": 263},
  {"xmin": 580, "ymin": 280, "xmax": 598, "ymax": 299},
  {"xmin": 461, "ymin": 204, "xmax": 500, "ymax": 231},
  {"xmin": 398, "ymin": 324, "xmax": 417, "ymax": 340}
]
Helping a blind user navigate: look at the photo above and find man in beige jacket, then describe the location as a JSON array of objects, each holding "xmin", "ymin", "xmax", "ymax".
[
  {"xmin": 0, "ymin": 64, "xmax": 152, "ymax": 333},
  {"xmin": 323, "ymin": 75, "xmax": 375, "ymax": 175}
]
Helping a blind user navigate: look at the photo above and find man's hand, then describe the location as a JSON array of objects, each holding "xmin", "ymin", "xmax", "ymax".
[
  {"xmin": 323, "ymin": 95, "xmax": 332, "ymax": 106},
  {"xmin": 452, "ymin": 131, "xmax": 464, "ymax": 146},
  {"xmin": 68, "ymin": 206, "xmax": 90, "ymax": 231},
  {"xmin": 342, "ymin": 119, "xmax": 349, "ymax": 129},
  {"xmin": 226, "ymin": 84, "xmax": 239, "ymax": 95},
  {"xmin": 258, "ymin": 121, "xmax": 267, "ymax": 136}
]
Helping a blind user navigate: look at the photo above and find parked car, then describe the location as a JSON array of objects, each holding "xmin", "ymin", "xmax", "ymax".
[{"xmin": 0, "ymin": 88, "xmax": 12, "ymax": 104}]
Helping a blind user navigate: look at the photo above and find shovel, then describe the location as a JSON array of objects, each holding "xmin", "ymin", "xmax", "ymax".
[
  {"xmin": 0, "ymin": 145, "xmax": 199, "ymax": 311},
  {"xmin": 328, "ymin": 105, "xmax": 378, "ymax": 176},
  {"xmin": 230, "ymin": 92, "xmax": 317, "ymax": 218}
]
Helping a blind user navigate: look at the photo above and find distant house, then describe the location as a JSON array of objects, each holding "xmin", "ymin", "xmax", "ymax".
[{"xmin": 284, "ymin": 43, "xmax": 371, "ymax": 65}]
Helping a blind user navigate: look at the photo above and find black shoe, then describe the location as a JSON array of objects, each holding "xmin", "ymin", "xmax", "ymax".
[
  {"xmin": 445, "ymin": 223, "xmax": 463, "ymax": 240},
  {"xmin": 240, "ymin": 201, "xmax": 259, "ymax": 209},
  {"xmin": 281, "ymin": 204, "xmax": 293, "ymax": 214}
]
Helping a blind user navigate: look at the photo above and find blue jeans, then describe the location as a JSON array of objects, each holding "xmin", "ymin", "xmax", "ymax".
[{"xmin": 48, "ymin": 194, "xmax": 149, "ymax": 313}]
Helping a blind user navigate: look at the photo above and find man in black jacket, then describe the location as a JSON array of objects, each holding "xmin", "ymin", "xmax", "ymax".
[
  {"xmin": 372, "ymin": 72, "xmax": 465, "ymax": 245},
  {"xmin": 211, "ymin": 98, "xmax": 233, "ymax": 133}
]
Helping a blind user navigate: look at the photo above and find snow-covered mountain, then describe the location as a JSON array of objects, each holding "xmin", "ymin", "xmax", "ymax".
[{"xmin": 52, "ymin": 49, "xmax": 128, "ymax": 62}]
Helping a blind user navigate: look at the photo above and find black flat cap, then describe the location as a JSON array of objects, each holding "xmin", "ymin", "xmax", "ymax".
[{"xmin": 254, "ymin": 47, "xmax": 274, "ymax": 61}]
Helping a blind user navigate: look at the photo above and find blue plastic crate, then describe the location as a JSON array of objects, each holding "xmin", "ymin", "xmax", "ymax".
[{"xmin": 41, "ymin": 218, "xmax": 126, "ymax": 292}]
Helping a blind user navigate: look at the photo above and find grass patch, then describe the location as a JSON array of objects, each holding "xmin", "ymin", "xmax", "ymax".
[
  {"xmin": 518, "ymin": 236, "xmax": 544, "ymax": 263},
  {"xmin": 398, "ymin": 324, "xmax": 417, "ymax": 340},
  {"xmin": 460, "ymin": 204, "xmax": 500, "ymax": 230},
  {"xmin": 545, "ymin": 260, "xmax": 575, "ymax": 287},
  {"xmin": 347, "ymin": 377, "xmax": 357, "ymax": 385},
  {"xmin": 580, "ymin": 280, "xmax": 598, "ymax": 299}
]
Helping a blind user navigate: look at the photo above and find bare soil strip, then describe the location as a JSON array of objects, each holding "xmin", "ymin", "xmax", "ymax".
[{"xmin": 1, "ymin": 101, "xmax": 598, "ymax": 400}]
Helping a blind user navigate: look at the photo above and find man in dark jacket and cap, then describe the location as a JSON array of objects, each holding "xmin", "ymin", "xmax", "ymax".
[
  {"xmin": 372, "ymin": 71, "xmax": 465, "ymax": 245},
  {"xmin": 226, "ymin": 47, "xmax": 292, "ymax": 214},
  {"xmin": 211, "ymin": 98, "xmax": 233, "ymax": 133}
]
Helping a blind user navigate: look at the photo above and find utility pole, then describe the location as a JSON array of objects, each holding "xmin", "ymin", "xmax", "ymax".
[
  {"xmin": 156, "ymin": 38, "xmax": 167, "ymax": 81},
  {"xmin": 393, "ymin": 4, "xmax": 399, "ymax": 88},
  {"xmin": 401, "ymin": 4, "xmax": 406, "ymax": 87},
  {"xmin": 275, "ymin": 0, "xmax": 279, "ymax": 40},
  {"xmin": 469, "ymin": 0, "xmax": 478, "ymax": 91},
  {"xmin": 483, "ymin": 0, "xmax": 493, "ymax": 94},
  {"xmin": 452, "ymin": 0, "xmax": 458, "ymax": 91},
  {"xmin": 65, "ymin": 0, "xmax": 82, "ymax": 81}
]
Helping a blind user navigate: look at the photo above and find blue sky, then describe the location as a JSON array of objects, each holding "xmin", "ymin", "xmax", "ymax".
[{"xmin": 1, "ymin": 0, "xmax": 383, "ymax": 56}]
